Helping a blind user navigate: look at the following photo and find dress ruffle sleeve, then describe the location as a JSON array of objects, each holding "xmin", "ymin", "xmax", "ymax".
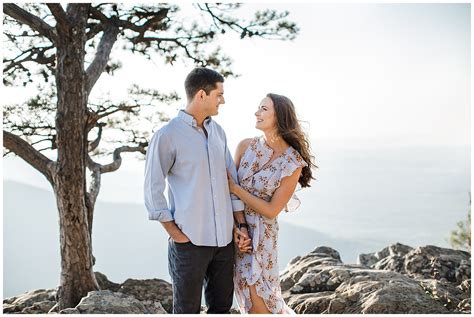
[
  {"xmin": 281, "ymin": 149, "xmax": 308, "ymax": 213},
  {"xmin": 280, "ymin": 148, "xmax": 308, "ymax": 179}
]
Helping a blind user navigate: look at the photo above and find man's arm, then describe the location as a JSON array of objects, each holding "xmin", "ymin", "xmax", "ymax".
[
  {"xmin": 227, "ymin": 138, "xmax": 254, "ymax": 252},
  {"xmin": 225, "ymin": 138, "xmax": 245, "ymax": 212},
  {"xmin": 233, "ymin": 210, "xmax": 246, "ymax": 225},
  {"xmin": 161, "ymin": 221, "xmax": 190, "ymax": 243},
  {"xmin": 144, "ymin": 130, "xmax": 189, "ymax": 242}
]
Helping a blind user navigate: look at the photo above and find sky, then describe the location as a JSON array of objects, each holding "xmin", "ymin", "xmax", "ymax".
[
  {"xmin": 114, "ymin": 3, "xmax": 471, "ymax": 149},
  {"xmin": 2, "ymin": 3, "xmax": 471, "ymax": 199}
]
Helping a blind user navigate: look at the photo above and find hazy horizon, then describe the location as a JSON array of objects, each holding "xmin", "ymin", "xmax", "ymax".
[{"xmin": 4, "ymin": 139, "xmax": 470, "ymax": 296}]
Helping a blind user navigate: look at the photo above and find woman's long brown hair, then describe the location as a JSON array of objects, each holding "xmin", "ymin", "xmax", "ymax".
[{"xmin": 267, "ymin": 93, "xmax": 316, "ymax": 187}]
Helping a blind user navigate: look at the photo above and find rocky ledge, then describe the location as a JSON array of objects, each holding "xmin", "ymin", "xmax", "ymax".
[
  {"xmin": 281, "ymin": 243, "xmax": 470, "ymax": 313},
  {"xmin": 3, "ymin": 274, "xmax": 172, "ymax": 314},
  {"xmin": 3, "ymin": 243, "xmax": 471, "ymax": 314}
]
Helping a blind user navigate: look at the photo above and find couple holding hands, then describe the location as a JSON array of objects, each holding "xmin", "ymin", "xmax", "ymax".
[{"xmin": 144, "ymin": 67, "xmax": 314, "ymax": 314}]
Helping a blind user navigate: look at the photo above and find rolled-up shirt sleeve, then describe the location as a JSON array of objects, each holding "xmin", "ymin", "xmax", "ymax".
[
  {"xmin": 225, "ymin": 140, "xmax": 245, "ymax": 212},
  {"xmin": 144, "ymin": 129, "xmax": 175, "ymax": 222}
]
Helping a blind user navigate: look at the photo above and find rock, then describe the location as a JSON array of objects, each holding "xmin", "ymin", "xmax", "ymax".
[
  {"xmin": 358, "ymin": 242, "xmax": 413, "ymax": 268},
  {"xmin": 67, "ymin": 290, "xmax": 160, "ymax": 314},
  {"xmin": 310, "ymin": 246, "xmax": 342, "ymax": 262},
  {"xmin": 284, "ymin": 292, "xmax": 333, "ymax": 314},
  {"xmin": 95, "ymin": 272, "xmax": 121, "ymax": 292},
  {"xmin": 48, "ymin": 303, "xmax": 59, "ymax": 313},
  {"xmin": 459, "ymin": 278, "xmax": 471, "ymax": 292},
  {"xmin": 404, "ymin": 246, "xmax": 471, "ymax": 283},
  {"xmin": 59, "ymin": 308, "xmax": 80, "ymax": 314},
  {"xmin": 358, "ymin": 253, "xmax": 378, "ymax": 267},
  {"xmin": 280, "ymin": 246, "xmax": 342, "ymax": 292},
  {"xmin": 356, "ymin": 278, "xmax": 447, "ymax": 313},
  {"xmin": 3, "ymin": 289, "xmax": 57, "ymax": 313},
  {"xmin": 288, "ymin": 255, "xmax": 301, "ymax": 265},
  {"xmin": 200, "ymin": 306, "xmax": 240, "ymax": 314},
  {"xmin": 282, "ymin": 244, "xmax": 471, "ymax": 314},
  {"xmin": 3, "ymin": 273, "xmax": 170, "ymax": 314},
  {"xmin": 458, "ymin": 297, "xmax": 471, "ymax": 313},
  {"xmin": 118, "ymin": 278, "xmax": 172, "ymax": 313},
  {"xmin": 418, "ymin": 278, "xmax": 467, "ymax": 311},
  {"xmin": 21, "ymin": 300, "xmax": 56, "ymax": 314},
  {"xmin": 360, "ymin": 244, "xmax": 471, "ymax": 285},
  {"xmin": 326, "ymin": 297, "xmax": 347, "ymax": 313}
]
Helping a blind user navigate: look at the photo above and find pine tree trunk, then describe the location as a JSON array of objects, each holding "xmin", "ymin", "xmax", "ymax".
[
  {"xmin": 85, "ymin": 194, "xmax": 97, "ymax": 266},
  {"xmin": 52, "ymin": 5, "xmax": 99, "ymax": 310}
]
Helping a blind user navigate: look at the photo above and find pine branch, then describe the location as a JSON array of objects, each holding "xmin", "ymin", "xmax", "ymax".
[
  {"xmin": 3, "ymin": 4, "xmax": 57, "ymax": 43},
  {"xmin": 3, "ymin": 130, "xmax": 55, "ymax": 183}
]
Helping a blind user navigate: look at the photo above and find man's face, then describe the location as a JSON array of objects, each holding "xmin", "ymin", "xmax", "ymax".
[{"xmin": 202, "ymin": 82, "xmax": 225, "ymax": 116}]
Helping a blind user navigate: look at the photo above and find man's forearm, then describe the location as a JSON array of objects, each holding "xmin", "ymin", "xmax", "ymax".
[
  {"xmin": 161, "ymin": 220, "xmax": 188, "ymax": 241},
  {"xmin": 233, "ymin": 211, "xmax": 246, "ymax": 225}
]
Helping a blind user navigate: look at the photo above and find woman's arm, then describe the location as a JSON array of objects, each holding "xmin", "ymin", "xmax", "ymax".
[
  {"xmin": 232, "ymin": 138, "xmax": 252, "ymax": 224},
  {"xmin": 228, "ymin": 167, "xmax": 302, "ymax": 220}
]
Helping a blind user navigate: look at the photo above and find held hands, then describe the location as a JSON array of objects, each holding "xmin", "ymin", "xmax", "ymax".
[
  {"xmin": 234, "ymin": 226, "xmax": 252, "ymax": 254},
  {"xmin": 227, "ymin": 170, "xmax": 251, "ymax": 252}
]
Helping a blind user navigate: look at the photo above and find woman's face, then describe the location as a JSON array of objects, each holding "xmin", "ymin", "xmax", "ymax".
[{"xmin": 255, "ymin": 97, "xmax": 277, "ymax": 132}]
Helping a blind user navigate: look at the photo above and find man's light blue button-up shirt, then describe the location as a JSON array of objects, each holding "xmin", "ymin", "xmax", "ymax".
[{"xmin": 144, "ymin": 110, "xmax": 245, "ymax": 247}]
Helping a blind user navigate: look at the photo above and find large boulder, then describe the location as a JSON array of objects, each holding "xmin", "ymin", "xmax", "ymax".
[
  {"xmin": 358, "ymin": 243, "xmax": 471, "ymax": 313},
  {"xmin": 118, "ymin": 278, "xmax": 173, "ymax": 313},
  {"xmin": 358, "ymin": 242, "xmax": 413, "ymax": 270},
  {"xmin": 280, "ymin": 246, "xmax": 343, "ymax": 292},
  {"xmin": 58, "ymin": 290, "xmax": 165, "ymax": 314},
  {"xmin": 95, "ymin": 272, "xmax": 121, "ymax": 292},
  {"xmin": 360, "ymin": 243, "xmax": 471, "ymax": 284},
  {"xmin": 282, "ymin": 245, "xmax": 471, "ymax": 314},
  {"xmin": 3, "ymin": 289, "xmax": 57, "ymax": 314}
]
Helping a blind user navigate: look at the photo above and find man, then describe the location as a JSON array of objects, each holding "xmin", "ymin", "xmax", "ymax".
[{"xmin": 144, "ymin": 67, "xmax": 250, "ymax": 313}]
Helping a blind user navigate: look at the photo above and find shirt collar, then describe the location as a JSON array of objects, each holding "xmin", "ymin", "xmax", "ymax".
[{"xmin": 178, "ymin": 109, "xmax": 212, "ymax": 128}]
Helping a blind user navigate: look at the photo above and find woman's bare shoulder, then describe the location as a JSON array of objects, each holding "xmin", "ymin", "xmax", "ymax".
[
  {"xmin": 238, "ymin": 138, "xmax": 254, "ymax": 147},
  {"xmin": 235, "ymin": 138, "xmax": 254, "ymax": 157},
  {"xmin": 239, "ymin": 137, "xmax": 255, "ymax": 149}
]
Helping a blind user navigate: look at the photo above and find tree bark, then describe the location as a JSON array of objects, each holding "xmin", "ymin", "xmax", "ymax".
[
  {"xmin": 86, "ymin": 156, "xmax": 101, "ymax": 248},
  {"xmin": 51, "ymin": 4, "xmax": 99, "ymax": 310}
]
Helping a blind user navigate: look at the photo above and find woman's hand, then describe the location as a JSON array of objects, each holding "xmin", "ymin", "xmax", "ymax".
[
  {"xmin": 233, "ymin": 226, "xmax": 252, "ymax": 254},
  {"xmin": 226, "ymin": 169, "xmax": 239, "ymax": 195}
]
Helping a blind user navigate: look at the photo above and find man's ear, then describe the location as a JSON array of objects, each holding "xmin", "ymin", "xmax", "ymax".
[{"xmin": 197, "ymin": 89, "xmax": 206, "ymax": 100}]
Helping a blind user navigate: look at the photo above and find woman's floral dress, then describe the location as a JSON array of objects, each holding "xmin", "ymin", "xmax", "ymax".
[{"xmin": 234, "ymin": 136, "xmax": 307, "ymax": 314}]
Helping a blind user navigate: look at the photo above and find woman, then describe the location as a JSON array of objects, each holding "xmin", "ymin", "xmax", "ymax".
[{"xmin": 228, "ymin": 93, "xmax": 315, "ymax": 314}]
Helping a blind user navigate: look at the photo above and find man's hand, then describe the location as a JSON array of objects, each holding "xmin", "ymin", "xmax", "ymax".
[
  {"xmin": 234, "ymin": 226, "xmax": 252, "ymax": 253},
  {"xmin": 161, "ymin": 221, "xmax": 191, "ymax": 244},
  {"xmin": 171, "ymin": 232, "xmax": 190, "ymax": 244}
]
